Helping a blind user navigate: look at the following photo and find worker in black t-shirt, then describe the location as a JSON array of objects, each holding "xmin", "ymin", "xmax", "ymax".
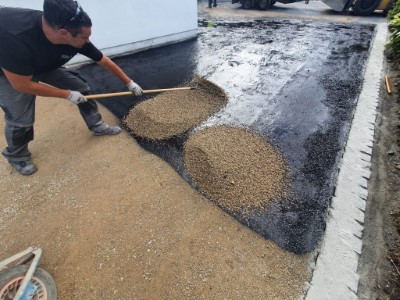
[{"xmin": 0, "ymin": 0, "xmax": 143, "ymax": 175}]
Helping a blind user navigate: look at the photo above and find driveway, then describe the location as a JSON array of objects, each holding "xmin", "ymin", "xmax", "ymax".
[
  {"xmin": 0, "ymin": 1, "xmax": 389, "ymax": 299},
  {"xmin": 79, "ymin": 1, "xmax": 378, "ymax": 255}
]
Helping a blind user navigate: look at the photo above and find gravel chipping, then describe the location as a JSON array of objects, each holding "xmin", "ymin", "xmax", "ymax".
[
  {"xmin": 124, "ymin": 77, "xmax": 227, "ymax": 140},
  {"xmin": 184, "ymin": 126, "xmax": 289, "ymax": 214}
]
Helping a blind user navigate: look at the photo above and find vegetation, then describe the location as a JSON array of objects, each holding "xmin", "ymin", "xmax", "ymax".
[
  {"xmin": 387, "ymin": 0, "xmax": 400, "ymax": 56},
  {"xmin": 388, "ymin": 0, "xmax": 400, "ymax": 19}
]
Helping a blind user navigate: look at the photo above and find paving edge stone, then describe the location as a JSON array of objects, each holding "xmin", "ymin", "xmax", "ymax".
[{"xmin": 304, "ymin": 22, "xmax": 388, "ymax": 300}]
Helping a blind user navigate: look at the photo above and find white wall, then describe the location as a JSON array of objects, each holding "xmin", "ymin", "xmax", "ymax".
[{"xmin": 1, "ymin": 0, "xmax": 198, "ymax": 65}]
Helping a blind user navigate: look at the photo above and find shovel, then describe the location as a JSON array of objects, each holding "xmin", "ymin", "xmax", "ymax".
[
  {"xmin": 85, "ymin": 87, "xmax": 192, "ymax": 100},
  {"xmin": 85, "ymin": 76, "xmax": 226, "ymax": 100}
]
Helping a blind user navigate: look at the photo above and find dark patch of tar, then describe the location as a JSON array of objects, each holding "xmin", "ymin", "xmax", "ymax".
[{"xmin": 77, "ymin": 19, "xmax": 375, "ymax": 254}]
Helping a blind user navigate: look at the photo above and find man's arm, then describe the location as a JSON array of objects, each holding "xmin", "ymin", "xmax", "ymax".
[
  {"xmin": 96, "ymin": 55, "xmax": 143, "ymax": 96},
  {"xmin": 96, "ymin": 55, "xmax": 131, "ymax": 84},
  {"xmin": 2, "ymin": 68, "xmax": 70, "ymax": 98}
]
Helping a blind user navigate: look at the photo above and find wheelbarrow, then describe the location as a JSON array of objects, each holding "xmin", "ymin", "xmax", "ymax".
[{"xmin": 0, "ymin": 247, "xmax": 57, "ymax": 300}]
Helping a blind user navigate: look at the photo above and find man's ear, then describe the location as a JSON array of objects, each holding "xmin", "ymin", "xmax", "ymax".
[{"xmin": 58, "ymin": 28, "xmax": 70, "ymax": 37}]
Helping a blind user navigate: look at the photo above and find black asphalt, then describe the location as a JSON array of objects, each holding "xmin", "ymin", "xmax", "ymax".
[{"xmin": 78, "ymin": 19, "xmax": 374, "ymax": 253}]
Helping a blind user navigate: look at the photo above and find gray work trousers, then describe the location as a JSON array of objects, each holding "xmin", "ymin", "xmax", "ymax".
[{"xmin": 0, "ymin": 68, "xmax": 104, "ymax": 163}]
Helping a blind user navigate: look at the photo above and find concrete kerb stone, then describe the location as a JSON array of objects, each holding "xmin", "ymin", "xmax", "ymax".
[{"xmin": 305, "ymin": 22, "xmax": 388, "ymax": 299}]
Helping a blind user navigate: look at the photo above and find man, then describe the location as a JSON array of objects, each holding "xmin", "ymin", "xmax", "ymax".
[
  {"xmin": 209, "ymin": 0, "xmax": 217, "ymax": 8},
  {"xmin": 0, "ymin": 0, "xmax": 143, "ymax": 175}
]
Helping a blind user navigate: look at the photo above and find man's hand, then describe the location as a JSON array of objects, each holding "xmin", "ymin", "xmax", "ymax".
[
  {"xmin": 67, "ymin": 91, "xmax": 87, "ymax": 105},
  {"xmin": 127, "ymin": 80, "xmax": 143, "ymax": 96}
]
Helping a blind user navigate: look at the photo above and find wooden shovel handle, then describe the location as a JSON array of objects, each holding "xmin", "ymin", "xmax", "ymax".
[{"xmin": 86, "ymin": 87, "xmax": 192, "ymax": 100}]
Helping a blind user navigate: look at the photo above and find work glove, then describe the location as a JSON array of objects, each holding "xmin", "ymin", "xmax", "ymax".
[
  {"xmin": 127, "ymin": 80, "xmax": 143, "ymax": 96},
  {"xmin": 67, "ymin": 91, "xmax": 87, "ymax": 105}
]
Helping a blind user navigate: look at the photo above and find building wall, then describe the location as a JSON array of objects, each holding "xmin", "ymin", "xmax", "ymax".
[{"xmin": 1, "ymin": 0, "xmax": 198, "ymax": 65}]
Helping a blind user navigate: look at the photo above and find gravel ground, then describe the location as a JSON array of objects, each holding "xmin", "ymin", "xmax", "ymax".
[
  {"xmin": 3, "ymin": 2, "xmax": 389, "ymax": 298},
  {"xmin": 0, "ymin": 97, "xmax": 310, "ymax": 299}
]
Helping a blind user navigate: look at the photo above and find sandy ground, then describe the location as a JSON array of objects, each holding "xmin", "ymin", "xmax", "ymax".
[{"xmin": 0, "ymin": 97, "xmax": 310, "ymax": 299}]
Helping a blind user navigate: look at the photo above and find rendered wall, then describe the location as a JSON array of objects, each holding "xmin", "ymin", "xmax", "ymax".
[{"xmin": 0, "ymin": 0, "xmax": 198, "ymax": 65}]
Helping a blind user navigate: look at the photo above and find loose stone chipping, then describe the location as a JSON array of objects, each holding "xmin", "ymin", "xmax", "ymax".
[
  {"xmin": 124, "ymin": 77, "xmax": 227, "ymax": 140},
  {"xmin": 184, "ymin": 126, "xmax": 289, "ymax": 214}
]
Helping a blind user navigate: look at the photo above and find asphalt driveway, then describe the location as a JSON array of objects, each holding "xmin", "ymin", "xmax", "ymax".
[{"xmin": 78, "ymin": 14, "xmax": 375, "ymax": 253}]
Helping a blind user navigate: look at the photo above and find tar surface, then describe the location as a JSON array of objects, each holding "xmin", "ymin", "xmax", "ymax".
[{"xmin": 78, "ymin": 19, "xmax": 374, "ymax": 253}]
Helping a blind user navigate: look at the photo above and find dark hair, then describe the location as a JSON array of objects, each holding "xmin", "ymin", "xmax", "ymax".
[{"xmin": 43, "ymin": 0, "xmax": 92, "ymax": 36}]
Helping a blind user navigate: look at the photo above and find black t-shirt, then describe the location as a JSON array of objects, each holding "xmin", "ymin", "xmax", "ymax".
[{"xmin": 0, "ymin": 7, "xmax": 103, "ymax": 76}]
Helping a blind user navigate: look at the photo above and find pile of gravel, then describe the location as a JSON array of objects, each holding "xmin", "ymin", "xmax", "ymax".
[
  {"xmin": 184, "ymin": 126, "xmax": 289, "ymax": 214},
  {"xmin": 124, "ymin": 77, "xmax": 227, "ymax": 140}
]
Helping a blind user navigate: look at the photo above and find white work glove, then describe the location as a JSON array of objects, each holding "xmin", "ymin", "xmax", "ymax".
[
  {"xmin": 67, "ymin": 91, "xmax": 87, "ymax": 105},
  {"xmin": 127, "ymin": 80, "xmax": 143, "ymax": 96}
]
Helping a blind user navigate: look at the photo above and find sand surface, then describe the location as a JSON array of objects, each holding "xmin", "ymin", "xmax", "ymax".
[{"xmin": 0, "ymin": 97, "xmax": 310, "ymax": 299}]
